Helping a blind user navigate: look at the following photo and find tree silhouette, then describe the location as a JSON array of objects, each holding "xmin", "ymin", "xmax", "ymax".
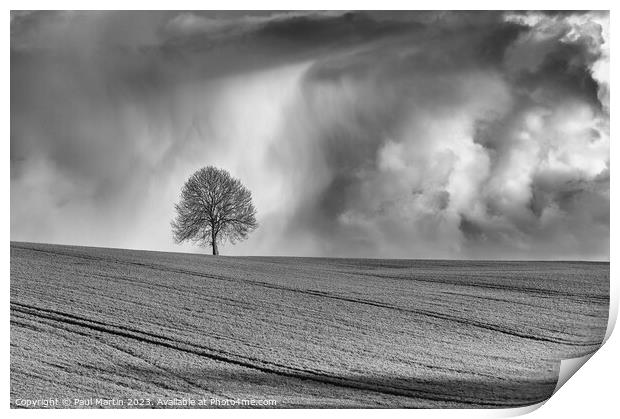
[{"xmin": 171, "ymin": 166, "xmax": 258, "ymax": 255}]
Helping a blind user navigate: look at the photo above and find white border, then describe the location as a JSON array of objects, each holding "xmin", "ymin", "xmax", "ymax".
[{"xmin": 4, "ymin": 2, "xmax": 617, "ymax": 418}]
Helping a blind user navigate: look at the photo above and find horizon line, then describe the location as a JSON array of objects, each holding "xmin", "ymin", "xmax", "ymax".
[{"xmin": 9, "ymin": 240, "xmax": 610, "ymax": 264}]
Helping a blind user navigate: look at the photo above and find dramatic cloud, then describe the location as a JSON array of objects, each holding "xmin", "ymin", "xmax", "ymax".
[{"xmin": 10, "ymin": 11, "xmax": 609, "ymax": 260}]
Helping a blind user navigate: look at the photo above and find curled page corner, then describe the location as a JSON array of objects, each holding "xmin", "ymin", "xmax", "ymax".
[
  {"xmin": 553, "ymin": 352, "xmax": 595, "ymax": 394},
  {"xmin": 489, "ymin": 351, "xmax": 600, "ymax": 418}
]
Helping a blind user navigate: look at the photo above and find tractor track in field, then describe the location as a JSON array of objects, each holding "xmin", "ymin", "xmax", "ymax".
[{"xmin": 11, "ymin": 301, "xmax": 545, "ymax": 407}]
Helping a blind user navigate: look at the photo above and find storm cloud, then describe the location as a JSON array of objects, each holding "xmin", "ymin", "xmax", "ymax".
[{"xmin": 10, "ymin": 11, "xmax": 609, "ymax": 260}]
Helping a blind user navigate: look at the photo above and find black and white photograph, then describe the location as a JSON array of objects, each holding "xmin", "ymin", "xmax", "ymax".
[{"xmin": 9, "ymin": 8, "xmax": 611, "ymax": 410}]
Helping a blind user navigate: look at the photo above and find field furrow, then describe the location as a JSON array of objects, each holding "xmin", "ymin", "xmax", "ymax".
[{"xmin": 10, "ymin": 242, "xmax": 609, "ymax": 408}]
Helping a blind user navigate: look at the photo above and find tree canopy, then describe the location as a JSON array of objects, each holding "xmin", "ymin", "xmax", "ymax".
[{"xmin": 171, "ymin": 166, "xmax": 258, "ymax": 255}]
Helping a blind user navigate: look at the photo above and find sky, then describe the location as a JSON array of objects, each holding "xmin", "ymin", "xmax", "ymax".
[{"xmin": 10, "ymin": 10, "xmax": 609, "ymax": 260}]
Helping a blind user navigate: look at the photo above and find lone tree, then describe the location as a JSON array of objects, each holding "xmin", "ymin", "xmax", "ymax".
[{"xmin": 171, "ymin": 166, "xmax": 258, "ymax": 255}]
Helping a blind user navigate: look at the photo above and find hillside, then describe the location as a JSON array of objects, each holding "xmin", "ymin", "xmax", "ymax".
[{"xmin": 10, "ymin": 242, "xmax": 609, "ymax": 408}]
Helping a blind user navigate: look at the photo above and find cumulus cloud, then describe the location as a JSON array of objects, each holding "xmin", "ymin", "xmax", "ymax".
[{"xmin": 10, "ymin": 11, "xmax": 609, "ymax": 260}]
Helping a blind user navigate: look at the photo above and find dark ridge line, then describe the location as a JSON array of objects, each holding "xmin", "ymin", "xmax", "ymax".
[
  {"xmin": 11, "ymin": 245, "xmax": 601, "ymax": 347},
  {"xmin": 10, "ymin": 302, "xmax": 542, "ymax": 408}
]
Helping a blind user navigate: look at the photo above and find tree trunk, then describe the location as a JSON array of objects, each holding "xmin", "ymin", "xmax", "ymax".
[{"xmin": 211, "ymin": 233, "xmax": 219, "ymax": 255}]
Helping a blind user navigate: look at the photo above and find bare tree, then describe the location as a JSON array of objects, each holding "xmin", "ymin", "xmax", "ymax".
[{"xmin": 171, "ymin": 166, "xmax": 258, "ymax": 255}]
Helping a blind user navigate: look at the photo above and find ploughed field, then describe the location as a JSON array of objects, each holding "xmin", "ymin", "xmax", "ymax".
[{"xmin": 10, "ymin": 242, "xmax": 609, "ymax": 408}]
